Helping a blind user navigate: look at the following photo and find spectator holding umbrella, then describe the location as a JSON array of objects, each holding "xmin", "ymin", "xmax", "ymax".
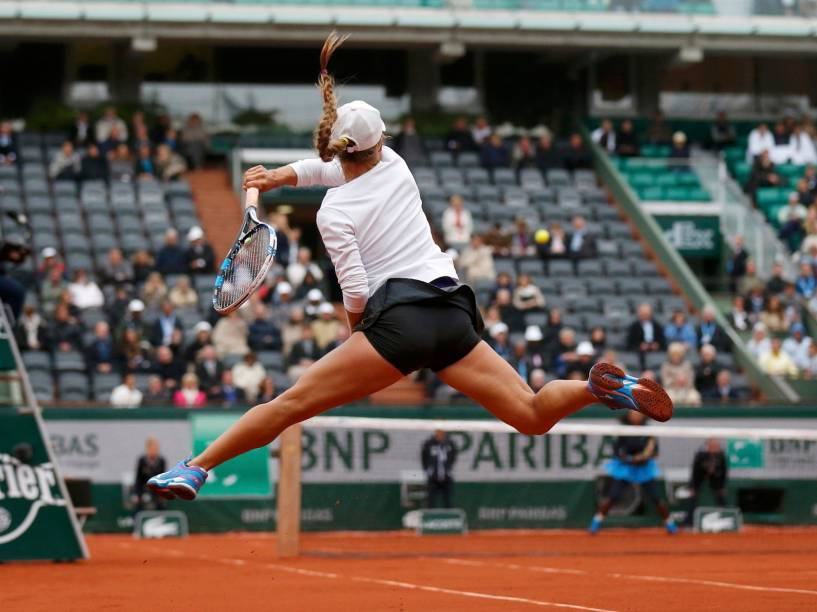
[{"xmin": 421, "ymin": 429, "xmax": 458, "ymax": 509}]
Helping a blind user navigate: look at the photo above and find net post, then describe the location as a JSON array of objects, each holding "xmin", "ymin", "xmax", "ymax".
[{"xmin": 276, "ymin": 423, "xmax": 302, "ymax": 558}]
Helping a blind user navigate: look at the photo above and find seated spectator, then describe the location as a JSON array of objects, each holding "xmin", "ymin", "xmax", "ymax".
[
  {"xmin": 538, "ymin": 221, "xmax": 568, "ymax": 271},
  {"xmin": 616, "ymin": 119, "xmax": 639, "ymax": 157},
  {"xmin": 120, "ymin": 328, "xmax": 152, "ymax": 373},
  {"xmin": 567, "ymin": 215, "xmax": 597, "ymax": 261},
  {"xmin": 697, "ymin": 304, "xmax": 729, "ymax": 352},
  {"xmin": 483, "ymin": 222, "xmax": 511, "ymax": 255},
  {"xmin": 213, "ymin": 370, "xmax": 245, "ymax": 407},
  {"xmin": 304, "ymin": 288, "xmax": 326, "ymax": 320},
  {"xmin": 151, "ymin": 112, "xmax": 171, "ymax": 146},
  {"xmin": 49, "ymin": 140, "xmax": 81, "ymax": 181},
  {"xmin": 195, "ymin": 344, "xmax": 223, "ymax": 398},
  {"xmin": 445, "ymin": 117, "xmax": 477, "ymax": 157},
  {"xmin": 702, "ymin": 370, "xmax": 743, "ymax": 402},
  {"xmin": 96, "ymin": 105, "xmax": 128, "ymax": 143},
  {"xmin": 535, "ymin": 134, "xmax": 562, "ymax": 171},
  {"xmin": 669, "ymin": 131, "xmax": 690, "ymax": 166},
  {"xmin": 694, "ymin": 344, "xmax": 719, "ymax": 397},
  {"xmin": 154, "ymin": 345, "xmax": 185, "ymax": 390},
  {"xmin": 562, "ymin": 133, "xmax": 592, "ymax": 171},
  {"xmin": 39, "ymin": 265, "xmax": 66, "ymax": 314},
  {"xmin": 729, "ymin": 295, "xmax": 751, "ymax": 332},
  {"xmin": 0, "ymin": 120, "xmax": 18, "ymax": 165},
  {"xmin": 789, "ymin": 124, "xmax": 817, "ymax": 166},
  {"xmin": 543, "ymin": 308, "xmax": 563, "ymax": 347},
  {"xmin": 510, "ymin": 217, "xmax": 535, "ymax": 257},
  {"xmin": 141, "ymin": 271, "xmax": 167, "ymax": 308},
  {"xmin": 480, "ymin": 134, "xmax": 510, "ymax": 169},
  {"xmin": 748, "ymin": 150, "xmax": 782, "ymax": 195},
  {"xmin": 287, "ymin": 247, "xmax": 324, "ymax": 289},
  {"xmin": 80, "ymin": 143, "xmax": 109, "ymax": 183},
  {"xmin": 565, "ymin": 341, "xmax": 595, "ymax": 379},
  {"xmin": 185, "ymin": 226, "xmax": 215, "ymax": 275},
  {"xmin": 489, "ymin": 322, "xmax": 512, "ymax": 362},
  {"xmin": 524, "ymin": 324, "xmax": 547, "ymax": 371},
  {"xmin": 801, "ymin": 342, "xmax": 817, "ymax": 378},
  {"xmin": 141, "ymin": 375, "xmax": 168, "ymax": 404},
  {"xmin": 550, "ymin": 327, "xmax": 578, "ymax": 379},
  {"xmin": 180, "ymin": 113, "xmax": 209, "ymax": 170},
  {"xmin": 745, "ymin": 281, "xmax": 766, "ymax": 321},
  {"xmin": 134, "ymin": 144, "xmax": 155, "ymax": 179},
  {"xmin": 746, "ymin": 322, "xmax": 772, "ymax": 360},
  {"xmin": 795, "ymin": 178, "xmax": 812, "ymax": 206},
  {"xmin": 599, "ymin": 348, "xmax": 625, "ymax": 371},
  {"xmin": 16, "ymin": 305, "xmax": 48, "ymax": 351},
  {"xmin": 184, "ymin": 320, "xmax": 213, "ymax": 362},
  {"xmin": 660, "ymin": 342, "xmax": 701, "ymax": 407},
  {"xmin": 471, "ymin": 116, "xmax": 492, "ymax": 146},
  {"xmin": 529, "ymin": 368, "xmax": 548, "ymax": 392},
  {"xmin": 591, "ymin": 118, "xmax": 616, "ymax": 154},
  {"xmin": 322, "ymin": 324, "xmax": 350, "ymax": 356},
  {"xmin": 231, "ymin": 352, "xmax": 268, "ymax": 403},
  {"xmin": 782, "ymin": 323, "xmax": 812, "ymax": 369},
  {"xmin": 773, "ymin": 120, "xmax": 790, "ymax": 146},
  {"xmin": 131, "ymin": 119, "xmax": 151, "ymax": 152},
  {"xmin": 512, "ymin": 135, "xmax": 537, "ymax": 172},
  {"xmin": 155, "ymin": 229, "xmax": 187, "ymax": 275},
  {"xmin": 110, "ymin": 373, "xmax": 142, "ymax": 409},
  {"xmin": 766, "ymin": 261, "xmax": 788, "ymax": 296},
  {"xmin": 727, "ymin": 235, "xmax": 749, "ymax": 292},
  {"xmin": 130, "ymin": 249, "xmax": 152, "ymax": 284},
  {"xmin": 286, "ymin": 324, "xmax": 322, "ymax": 381},
  {"xmin": 664, "ymin": 310, "xmax": 697, "ymax": 349},
  {"xmin": 627, "ymin": 303, "xmax": 666, "ymax": 355},
  {"xmin": 151, "ymin": 300, "xmax": 183, "ymax": 347},
  {"xmin": 392, "ymin": 116, "xmax": 426, "ymax": 167},
  {"xmin": 168, "ymin": 275, "xmax": 198, "ymax": 309},
  {"xmin": 311, "ymin": 303, "xmax": 339, "ymax": 351},
  {"xmin": 86, "ymin": 321, "xmax": 117, "ymax": 374},
  {"xmin": 760, "ymin": 294, "xmax": 789, "ymax": 333},
  {"xmin": 710, "ymin": 111, "xmax": 736, "ymax": 150},
  {"xmin": 759, "ymin": 337, "xmax": 799, "ymax": 377},
  {"xmin": 495, "ymin": 287, "xmax": 524, "ymax": 332},
  {"xmin": 795, "ymin": 261, "xmax": 816, "ymax": 299},
  {"xmin": 646, "ymin": 111, "xmax": 671, "ymax": 145},
  {"xmin": 458, "ymin": 235, "xmax": 495, "ymax": 285},
  {"xmin": 747, "ymin": 122, "xmax": 775, "ymax": 161},
  {"xmin": 70, "ymin": 111, "xmax": 93, "ymax": 147},
  {"xmin": 154, "ymin": 143, "xmax": 187, "ymax": 181},
  {"xmin": 282, "ymin": 307, "xmax": 306, "ymax": 356},
  {"xmin": 247, "ymin": 301, "xmax": 282, "ymax": 351},
  {"xmin": 257, "ymin": 377, "xmax": 277, "ymax": 404},
  {"xmin": 67, "ymin": 269, "xmax": 104, "ymax": 310},
  {"xmin": 441, "ymin": 194, "xmax": 473, "ymax": 249},
  {"xmin": 100, "ymin": 248, "xmax": 134, "ymax": 287},
  {"xmin": 173, "ymin": 373, "xmax": 207, "ymax": 408},
  {"xmin": 778, "ymin": 193, "xmax": 808, "ymax": 251},
  {"xmin": 295, "ymin": 270, "xmax": 323, "ymax": 301},
  {"xmin": 512, "ymin": 273, "xmax": 546, "ymax": 311},
  {"xmin": 108, "ymin": 142, "xmax": 134, "ymax": 183}
]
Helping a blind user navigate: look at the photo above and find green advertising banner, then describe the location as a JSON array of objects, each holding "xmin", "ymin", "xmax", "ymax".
[
  {"xmin": 0, "ymin": 410, "xmax": 87, "ymax": 561},
  {"xmin": 190, "ymin": 414, "xmax": 272, "ymax": 498},
  {"xmin": 654, "ymin": 214, "xmax": 722, "ymax": 258}
]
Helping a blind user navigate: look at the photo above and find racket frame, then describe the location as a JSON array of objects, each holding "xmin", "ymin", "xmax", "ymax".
[{"xmin": 212, "ymin": 187, "xmax": 277, "ymax": 315}]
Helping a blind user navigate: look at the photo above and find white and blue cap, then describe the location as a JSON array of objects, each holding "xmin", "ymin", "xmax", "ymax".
[{"xmin": 331, "ymin": 100, "xmax": 386, "ymax": 153}]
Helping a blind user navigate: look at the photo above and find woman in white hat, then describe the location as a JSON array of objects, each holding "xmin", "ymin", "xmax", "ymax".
[{"xmin": 149, "ymin": 33, "xmax": 672, "ymax": 500}]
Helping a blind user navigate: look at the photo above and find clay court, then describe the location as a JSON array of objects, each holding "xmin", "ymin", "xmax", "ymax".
[{"xmin": 5, "ymin": 527, "xmax": 817, "ymax": 611}]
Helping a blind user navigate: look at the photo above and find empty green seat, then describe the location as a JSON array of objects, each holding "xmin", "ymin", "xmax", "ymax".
[
  {"xmin": 639, "ymin": 186, "xmax": 663, "ymax": 200},
  {"xmin": 655, "ymin": 173, "xmax": 679, "ymax": 187},
  {"xmin": 689, "ymin": 187, "xmax": 710, "ymax": 201},
  {"xmin": 756, "ymin": 187, "xmax": 789, "ymax": 207},
  {"xmin": 628, "ymin": 172, "xmax": 655, "ymax": 187}
]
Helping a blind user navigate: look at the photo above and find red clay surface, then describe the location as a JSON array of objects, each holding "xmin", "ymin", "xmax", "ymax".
[{"xmin": 4, "ymin": 528, "xmax": 817, "ymax": 611}]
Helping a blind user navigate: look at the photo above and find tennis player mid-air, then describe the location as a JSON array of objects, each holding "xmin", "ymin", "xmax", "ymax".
[{"xmin": 148, "ymin": 32, "xmax": 673, "ymax": 500}]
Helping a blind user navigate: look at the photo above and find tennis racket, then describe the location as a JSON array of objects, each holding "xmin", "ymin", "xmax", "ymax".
[{"xmin": 212, "ymin": 187, "xmax": 277, "ymax": 315}]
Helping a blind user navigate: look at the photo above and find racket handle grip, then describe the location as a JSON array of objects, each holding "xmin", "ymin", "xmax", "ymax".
[{"xmin": 245, "ymin": 187, "xmax": 260, "ymax": 209}]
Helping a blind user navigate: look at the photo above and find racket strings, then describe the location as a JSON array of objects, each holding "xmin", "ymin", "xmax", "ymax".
[{"xmin": 215, "ymin": 225, "xmax": 272, "ymax": 311}]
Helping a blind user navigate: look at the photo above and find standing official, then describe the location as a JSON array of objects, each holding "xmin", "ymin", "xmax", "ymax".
[
  {"xmin": 685, "ymin": 438, "xmax": 728, "ymax": 525},
  {"xmin": 421, "ymin": 429, "xmax": 458, "ymax": 508}
]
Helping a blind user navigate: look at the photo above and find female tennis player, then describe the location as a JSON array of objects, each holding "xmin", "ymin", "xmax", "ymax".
[{"xmin": 148, "ymin": 32, "xmax": 673, "ymax": 500}]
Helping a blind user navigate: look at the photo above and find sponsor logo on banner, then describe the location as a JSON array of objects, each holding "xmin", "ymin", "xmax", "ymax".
[
  {"xmin": 694, "ymin": 507, "xmax": 742, "ymax": 533},
  {"xmin": 0, "ymin": 453, "xmax": 67, "ymax": 544},
  {"xmin": 134, "ymin": 511, "xmax": 189, "ymax": 539}
]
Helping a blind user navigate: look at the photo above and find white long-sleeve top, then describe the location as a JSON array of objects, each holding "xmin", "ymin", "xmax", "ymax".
[{"xmin": 290, "ymin": 146, "xmax": 457, "ymax": 313}]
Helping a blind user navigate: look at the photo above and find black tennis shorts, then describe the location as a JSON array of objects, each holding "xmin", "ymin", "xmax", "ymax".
[{"xmin": 358, "ymin": 277, "xmax": 483, "ymax": 375}]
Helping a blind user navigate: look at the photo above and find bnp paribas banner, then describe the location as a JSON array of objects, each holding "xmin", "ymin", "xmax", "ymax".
[{"xmin": 0, "ymin": 410, "xmax": 87, "ymax": 561}]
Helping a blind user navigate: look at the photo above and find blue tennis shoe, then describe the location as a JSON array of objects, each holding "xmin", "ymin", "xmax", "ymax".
[
  {"xmin": 147, "ymin": 459, "xmax": 208, "ymax": 501},
  {"xmin": 588, "ymin": 362, "xmax": 673, "ymax": 422}
]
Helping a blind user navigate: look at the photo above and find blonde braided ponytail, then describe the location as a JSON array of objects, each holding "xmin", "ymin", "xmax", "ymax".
[{"xmin": 314, "ymin": 31, "xmax": 350, "ymax": 162}]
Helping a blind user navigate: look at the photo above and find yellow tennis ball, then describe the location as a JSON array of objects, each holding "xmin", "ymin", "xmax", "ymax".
[{"xmin": 534, "ymin": 228, "xmax": 550, "ymax": 244}]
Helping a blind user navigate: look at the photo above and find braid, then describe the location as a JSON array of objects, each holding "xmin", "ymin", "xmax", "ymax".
[{"xmin": 314, "ymin": 31, "xmax": 349, "ymax": 162}]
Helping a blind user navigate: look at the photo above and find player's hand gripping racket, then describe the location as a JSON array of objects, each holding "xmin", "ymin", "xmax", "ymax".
[{"xmin": 212, "ymin": 187, "xmax": 277, "ymax": 315}]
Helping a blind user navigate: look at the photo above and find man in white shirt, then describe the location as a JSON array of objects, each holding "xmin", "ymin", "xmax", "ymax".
[
  {"xmin": 286, "ymin": 246, "xmax": 324, "ymax": 288},
  {"xmin": 777, "ymin": 193, "xmax": 809, "ymax": 226},
  {"xmin": 782, "ymin": 323, "xmax": 812, "ymax": 368},
  {"xmin": 591, "ymin": 118, "xmax": 616, "ymax": 154},
  {"xmin": 232, "ymin": 352, "xmax": 267, "ymax": 402},
  {"xmin": 68, "ymin": 270, "xmax": 105, "ymax": 310},
  {"xmin": 457, "ymin": 234, "xmax": 495, "ymax": 285},
  {"xmin": 747, "ymin": 123, "xmax": 775, "ymax": 161},
  {"xmin": 441, "ymin": 194, "xmax": 473, "ymax": 250},
  {"xmin": 95, "ymin": 106, "xmax": 129, "ymax": 143},
  {"xmin": 111, "ymin": 374, "xmax": 143, "ymax": 408}
]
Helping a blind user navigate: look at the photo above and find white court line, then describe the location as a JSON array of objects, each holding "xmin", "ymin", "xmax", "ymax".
[
  {"xmin": 440, "ymin": 558, "xmax": 817, "ymax": 598},
  {"xmin": 121, "ymin": 543, "xmax": 618, "ymax": 611}
]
